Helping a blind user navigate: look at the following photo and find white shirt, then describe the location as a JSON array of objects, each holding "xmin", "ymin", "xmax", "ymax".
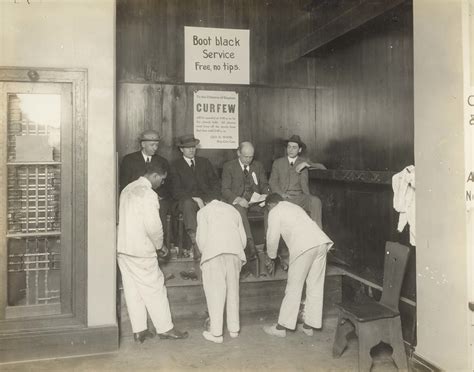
[
  {"xmin": 287, "ymin": 156, "xmax": 298, "ymax": 166},
  {"xmin": 196, "ymin": 200, "xmax": 247, "ymax": 266},
  {"xmin": 117, "ymin": 177, "xmax": 163, "ymax": 257},
  {"xmin": 183, "ymin": 156, "xmax": 195, "ymax": 167},
  {"xmin": 267, "ymin": 201, "xmax": 333, "ymax": 264},
  {"xmin": 142, "ymin": 151, "xmax": 152, "ymax": 163},
  {"xmin": 238, "ymin": 159, "xmax": 249, "ymax": 172}
]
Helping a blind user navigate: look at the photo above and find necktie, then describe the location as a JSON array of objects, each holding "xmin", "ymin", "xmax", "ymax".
[
  {"xmin": 290, "ymin": 161, "xmax": 294, "ymax": 167},
  {"xmin": 244, "ymin": 165, "xmax": 249, "ymax": 176},
  {"xmin": 190, "ymin": 159, "xmax": 195, "ymax": 170},
  {"xmin": 146, "ymin": 157, "xmax": 151, "ymax": 163}
]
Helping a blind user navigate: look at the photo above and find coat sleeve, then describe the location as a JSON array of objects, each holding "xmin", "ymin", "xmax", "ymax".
[
  {"xmin": 269, "ymin": 160, "xmax": 283, "ymax": 195},
  {"xmin": 300, "ymin": 168, "xmax": 310, "ymax": 195},
  {"xmin": 143, "ymin": 193, "xmax": 164, "ymax": 250},
  {"xmin": 170, "ymin": 163, "xmax": 188, "ymax": 201},
  {"xmin": 203, "ymin": 159, "xmax": 221, "ymax": 202},
  {"xmin": 257, "ymin": 162, "xmax": 271, "ymax": 194},
  {"xmin": 221, "ymin": 162, "xmax": 238, "ymax": 203},
  {"xmin": 119, "ymin": 155, "xmax": 133, "ymax": 192},
  {"xmin": 236, "ymin": 210, "xmax": 247, "ymax": 248},
  {"xmin": 266, "ymin": 209, "xmax": 280, "ymax": 259},
  {"xmin": 196, "ymin": 208, "xmax": 207, "ymax": 253}
]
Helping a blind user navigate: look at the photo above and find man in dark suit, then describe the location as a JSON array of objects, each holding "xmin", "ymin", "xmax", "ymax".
[
  {"xmin": 119, "ymin": 129, "xmax": 172, "ymax": 235},
  {"xmin": 221, "ymin": 142, "xmax": 270, "ymax": 258},
  {"xmin": 269, "ymin": 135, "xmax": 325, "ymax": 227},
  {"xmin": 169, "ymin": 134, "xmax": 221, "ymax": 259}
]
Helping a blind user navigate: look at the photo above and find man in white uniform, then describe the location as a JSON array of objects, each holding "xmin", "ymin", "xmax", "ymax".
[
  {"xmin": 196, "ymin": 200, "xmax": 247, "ymax": 343},
  {"xmin": 262, "ymin": 193, "xmax": 333, "ymax": 337},
  {"xmin": 118, "ymin": 162, "xmax": 188, "ymax": 343}
]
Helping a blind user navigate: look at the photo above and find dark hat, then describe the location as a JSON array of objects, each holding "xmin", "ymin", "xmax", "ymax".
[
  {"xmin": 285, "ymin": 134, "xmax": 306, "ymax": 149},
  {"xmin": 176, "ymin": 134, "xmax": 200, "ymax": 148},
  {"xmin": 139, "ymin": 130, "xmax": 160, "ymax": 142}
]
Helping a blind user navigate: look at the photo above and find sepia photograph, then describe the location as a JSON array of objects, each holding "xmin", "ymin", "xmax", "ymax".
[{"xmin": 0, "ymin": 0, "xmax": 473, "ymax": 371}]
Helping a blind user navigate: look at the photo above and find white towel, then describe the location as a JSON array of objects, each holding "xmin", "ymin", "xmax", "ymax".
[{"xmin": 392, "ymin": 165, "xmax": 416, "ymax": 246}]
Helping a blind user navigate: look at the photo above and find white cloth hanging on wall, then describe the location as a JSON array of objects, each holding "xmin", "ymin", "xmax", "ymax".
[{"xmin": 392, "ymin": 165, "xmax": 416, "ymax": 246}]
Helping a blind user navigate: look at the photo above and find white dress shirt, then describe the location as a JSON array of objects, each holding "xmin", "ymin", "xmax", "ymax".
[
  {"xmin": 266, "ymin": 201, "xmax": 333, "ymax": 264},
  {"xmin": 183, "ymin": 156, "xmax": 195, "ymax": 167},
  {"xmin": 142, "ymin": 151, "xmax": 152, "ymax": 163},
  {"xmin": 196, "ymin": 200, "xmax": 247, "ymax": 266},
  {"xmin": 117, "ymin": 177, "xmax": 163, "ymax": 257},
  {"xmin": 287, "ymin": 156, "xmax": 298, "ymax": 166}
]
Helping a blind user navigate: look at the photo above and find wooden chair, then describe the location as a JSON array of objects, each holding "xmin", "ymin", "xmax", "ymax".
[{"xmin": 332, "ymin": 241, "xmax": 410, "ymax": 371}]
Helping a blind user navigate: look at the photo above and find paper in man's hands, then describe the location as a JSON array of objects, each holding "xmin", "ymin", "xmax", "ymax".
[{"xmin": 249, "ymin": 192, "xmax": 267, "ymax": 205}]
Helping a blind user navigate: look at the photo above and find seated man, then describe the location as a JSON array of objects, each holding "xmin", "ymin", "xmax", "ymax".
[
  {"xmin": 269, "ymin": 134, "xmax": 325, "ymax": 227},
  {"xmin": 170, "ymin": 134, "xmax": 221, "ymax": 259},
  {"xmin": 221, "ymin": 141, "xmax": 270, "ymax": 258},
  {"xmin": 117, "ymin": 162, "xmax": 188, "ymax": 343},
  {"xmin": 119, "ymin": 129, "xmax": 172, "ymax": 241},
  {"xmin": 262, "ymin": 193, "xmax": 333, "ymax": 338}
]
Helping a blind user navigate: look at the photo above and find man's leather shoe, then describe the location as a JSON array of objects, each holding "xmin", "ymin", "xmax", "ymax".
[
  {"xmin": 158, "ymin": 328, "xmax": 189, "ymax": 340},
  {"xmin": 134, "ymin": 329, "xmax": 155, "ymax": 344}
]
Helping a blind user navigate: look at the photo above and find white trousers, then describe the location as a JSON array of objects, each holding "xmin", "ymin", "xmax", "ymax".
[
  {"xmin": 118, "ymin": 254, "xmax": 173, "ymax": 334},
  {"xmin": 201, "ymin": 254, "xmax": 241, "ymax": 337},
  {"xmin": 278, "ymin": 245, "xmax": 327, "ymax": 330}
]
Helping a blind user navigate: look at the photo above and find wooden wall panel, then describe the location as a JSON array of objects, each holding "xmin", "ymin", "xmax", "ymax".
[
  {"xmin": 310, "ymin": 3, "xmax": 415, "ymax": 304},
  {"xmin": 117, "ymin": 83, "xmax": 317, "ymax": 172},
  {"xmin": 314, "ymin": 3, "xmax": 414, "ymax": 171},
  {"xmin": 117, "ymin": 0, "xmax": 315, "ymax": 88}
]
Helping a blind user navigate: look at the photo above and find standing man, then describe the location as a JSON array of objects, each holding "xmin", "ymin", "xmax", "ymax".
[
  {"xmin": 170, "ymin": 134, "xmax": 221, "ymax": 259},
  {"xmin": 269, "ymin": 134, "xmax": 325, "ymax": 227},
  {"xmin": 196, "ymin": 199, "xmax": 247, "ymax": 343},
  {"xmin": 117, "ymin": 162, "xmax": 188, "ymax": 343},
  {"xmin": 119, "ymin": 129, "xmax": 172, "ymax": 240},
  {"xmin": 262, "ymin": 193, "xmax": 333, "ymax": 337},
  {"xmin": 221, "ymin": 142, "xmax": 270, "ymax": 259}
]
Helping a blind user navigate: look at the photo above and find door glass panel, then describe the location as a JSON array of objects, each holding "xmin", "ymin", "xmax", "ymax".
[{"xmin": 6, "ymin": 94, "xmax": 62, "ymax": 314}]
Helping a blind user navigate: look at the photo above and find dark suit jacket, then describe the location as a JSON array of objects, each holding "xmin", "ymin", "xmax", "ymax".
[
  {"xmin": 221, "ymin": 159, "xmax": 270, "ymax": 203},
  {"xmin": 119, "ymin": 151, "xmax": 171, "ymax": 198},
  {"xmin": 170, "ymin": 156, "xmax": 221, "ymax": 203},
  {"xmin": 269, "ymin": 156, "xmax": 310, "ymax": 195}
]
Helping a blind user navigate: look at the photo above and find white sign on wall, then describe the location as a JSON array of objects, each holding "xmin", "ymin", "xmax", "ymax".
[
  {"xmin": 193, "ymin": 90, "xmax": 239, "ymax": 149},
  {"xmin": 185, "ymin": 26, "xmax": 250, "ymax": 85}
]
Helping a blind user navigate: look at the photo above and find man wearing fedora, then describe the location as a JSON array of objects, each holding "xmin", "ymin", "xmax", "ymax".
[
  {"xmin": 169, "ymin": 134, "xmax": 221, "ymax": 259},
  {"xmin": 269, "ymin": 134, "xmax": 325, "ymax": 227},
  {"xmin": 120, "ymin": 129, "xmax": 172, "ymax": 235}
]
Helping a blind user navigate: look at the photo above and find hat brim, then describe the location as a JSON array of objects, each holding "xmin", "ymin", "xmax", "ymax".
[
  {"xmin": 284, "ymin": 139, "xmax": 306, "ymax": 149},
  {"xmin": 177, "ymin": 139, "xmax": 200, "ymax": 148}
]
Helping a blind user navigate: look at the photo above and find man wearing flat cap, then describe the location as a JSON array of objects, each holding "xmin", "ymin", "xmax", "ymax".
[
  {"xmin": 120, "ymin": 130, "xmax": 172, "ymax": 234},
  {"xmin": 169, "ymin": 134, "xmax": 221, "ymax": 258},
  {"xmin": 269, "ymin": 135, "xmax": 325, "ymax": 227}
]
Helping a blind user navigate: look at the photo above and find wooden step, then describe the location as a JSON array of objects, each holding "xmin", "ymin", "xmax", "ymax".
[{"xmin": 118, "ymin": 259, "xmax": 343, "ymax": 336}]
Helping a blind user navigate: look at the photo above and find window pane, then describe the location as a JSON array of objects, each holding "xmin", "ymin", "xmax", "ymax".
[{"xmin": 6, "ymin": 94, "xmax": 62, "ymax": 314}]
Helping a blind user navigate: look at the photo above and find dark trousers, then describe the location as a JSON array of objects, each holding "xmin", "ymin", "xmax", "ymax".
[
  {"xmin": 177, "ymin": 198, "xmax": 200, "ymax": 233},
  {"xmin": 234, "ymin": 204, "xmax": 268, "ymax": 245}
]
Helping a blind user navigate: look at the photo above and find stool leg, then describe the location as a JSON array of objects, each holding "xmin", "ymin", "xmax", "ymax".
[
  {"xmin": 333, "ymin": 314, "xmax": 353, "ymax": 358},
  {"xmin": 390, "ymin": 317, "xmax": 408, "ymax": 371}
]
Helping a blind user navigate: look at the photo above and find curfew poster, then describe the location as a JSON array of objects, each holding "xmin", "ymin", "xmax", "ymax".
[
  {"xmin": 184, "ymin": 26, "xmax": 250, "ymax": 84},
  {"xmin": 193, "ymin": 90, "xmax": 239, "ymax": 149}
]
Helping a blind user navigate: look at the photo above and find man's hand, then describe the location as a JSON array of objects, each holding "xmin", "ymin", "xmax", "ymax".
[
  {"xmin": 157, "ymin": 245, "xmax": 170, "ymax": 259},
  {"xmin": 192, "ymin": 197, "xmax": 205, "ymax": 209},
  {"xmin": 295, "ymin": 161, "xmax": 311, "ymax": 173},
  {"xmin": 264, "ymin": 254, "xmax": 275, "ymax": 276},
  {"xmin": 233, "ymin": 196, "xmax": 249, "ymax": 208}
]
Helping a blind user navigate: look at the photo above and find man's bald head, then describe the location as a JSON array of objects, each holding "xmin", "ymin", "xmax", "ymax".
[{"xmin": 237, "ymin": 141, "xmax": 255, "ymax": 166}]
